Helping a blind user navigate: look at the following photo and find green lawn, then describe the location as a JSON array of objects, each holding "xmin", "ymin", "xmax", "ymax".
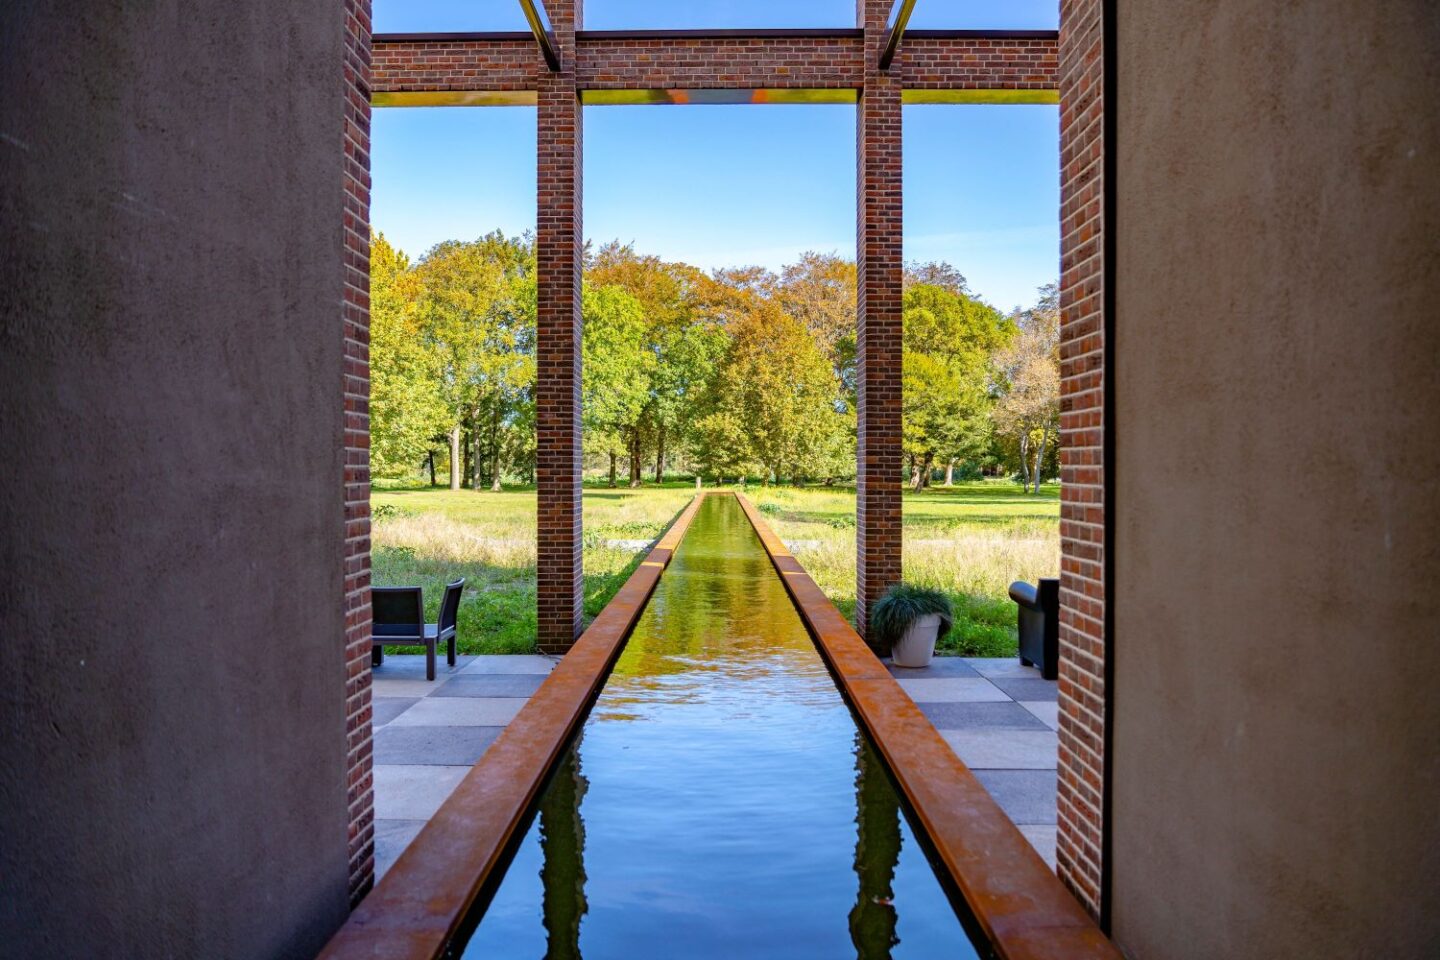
[{"xmin": 371, "ymin": 479, "xmax": 1058, "ymax": 657}]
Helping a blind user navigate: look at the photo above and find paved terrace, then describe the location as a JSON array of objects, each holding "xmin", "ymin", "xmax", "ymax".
[{"xmin": 372, "ymin": 653, "xmax": 1058, "ymax": 879}]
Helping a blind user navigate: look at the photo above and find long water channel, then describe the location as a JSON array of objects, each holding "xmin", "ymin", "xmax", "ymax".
[{"xmin": 460, "ymin": 494, "xmax": 985, "ymax": 959}]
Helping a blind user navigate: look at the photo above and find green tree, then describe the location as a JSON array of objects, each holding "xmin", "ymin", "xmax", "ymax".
[
  {"xmin": 369, "ymin": 233, "xmax": 449, "ymax": 479},
  {"xmin": 582, "ymin": 285, "xmax": 654, "ymax": 486},
  {"xmin": 901, "ymin": 282, "xmax": 1010, "ymax": 488},
  {"xmin": 412, "ymin": 233, "xmax": 536, "ymax": 491}
]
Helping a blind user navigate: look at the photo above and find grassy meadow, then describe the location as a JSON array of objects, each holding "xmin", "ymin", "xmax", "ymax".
[{"xmin": 372, "ymin": 479, "xmax": 1059, "ymax": 657}]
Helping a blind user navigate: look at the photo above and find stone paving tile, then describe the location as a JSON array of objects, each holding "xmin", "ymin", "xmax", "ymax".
[
  {"xmin": 917, "ymin": 700, "xmax": 1053, "ymax": 731},
  {"xmin": 989, "ymin": 677, "xmax": 1058, "ymax": 702},
  {"xmin": 459, "ymin": 655, "xmax": 557, "ymax": 675},
  {"xmin": 373, "ymin": 764, "xmax": 469, "ymax": 820},
  {"xmin": 374, "ymin": 819, "xmax": 427, "ymax": 881},
  {"xmin": 373, "ymin": 697, "xmax": 418, "ymax": 728},
  {"xmin": 895, "ymin": 677, "xmax": 1009, "ymax": 703},
  {"xmin": 962, "ymin": 657, "xmax": 1044, "ymax": 679},
  {"xmin": 372, "ymin": 677, "xmax": 445, "ymax": 699},
  {"xmin": 1019, "ymin": 700, "xmax": 1060, "ymax": 731},
  {"xmin": 884, "ymin": 656, "xmax": 980, "ymax": 678},
  {"xmin": 973, "ymin": 769, "xmax": 1057, "ymax": 825},
  {"xmin": 375, "ymin": 725, "xmax": 504, "ymax": 766},
  {"xmin": 389, "ymin": 696, "xmax": 526, "ymax": 727},
  {"xmin": 941, "ymin": 729, "xmax": 1058, "ymax": 770},
  {"xmin": 432, "ymin": 674, "xmax": 548, "ymax": 699},
  {"xmin": 372, "ymin": 654, "xmax": 474, "ymax": 679},
  {"xmin": 1018, "ymin": 824, "xmax": 1058, "ymax": 869}
]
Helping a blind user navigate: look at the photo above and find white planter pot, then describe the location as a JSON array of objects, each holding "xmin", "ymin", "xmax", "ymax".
[{"xmin": 891, "ymin": 613, "xmax": 942, "ymax": 668}]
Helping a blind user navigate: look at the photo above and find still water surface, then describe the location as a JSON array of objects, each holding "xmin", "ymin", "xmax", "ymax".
[{"xmin": 461, "ymin": 495, "xmax": 983, "ymax": 959}]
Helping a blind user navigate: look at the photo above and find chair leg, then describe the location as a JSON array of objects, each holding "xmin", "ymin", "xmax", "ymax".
[
  {"xmin": 447, "ymin": 633, "xmax": 456, "ymax": 668},
  {"xmin": 372, "ymin": 646, "xmax": 384, "ymax": 667},
  {"xmin": 426, "ymin": 643, "xmax": 436, "ymax": 682}
]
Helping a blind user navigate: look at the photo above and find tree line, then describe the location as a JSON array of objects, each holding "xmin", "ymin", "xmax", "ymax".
[{"xmin": 370, "ymin": 230, "xmax": 1060, "ymax": 493}]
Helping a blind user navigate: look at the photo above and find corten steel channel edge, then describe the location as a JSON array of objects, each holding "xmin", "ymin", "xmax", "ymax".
[
  {"xmin": 317, "ymin": 495, "xmax": 705, "ymax": 960},
  {"xmin": 734, "ymin": 493, "xmax": 1121, "ymax": 960}
]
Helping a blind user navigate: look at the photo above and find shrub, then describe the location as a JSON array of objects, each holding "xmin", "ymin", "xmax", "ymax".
[{"xmin": 869, "ymin": 583, "xmax": 953, "ymax": 648}]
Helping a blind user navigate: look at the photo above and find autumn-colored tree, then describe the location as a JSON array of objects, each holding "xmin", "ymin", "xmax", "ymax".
[
  {"xmin": 700, "ymin": 299, "xmax": 847, "ymax": 483},
  {"xmin": 992, "ymin": 284, "xmax": 1060, "ymax": 493},
  {"xmin": 368, "ymin": 228, "xmax": 1041, "ymax": 493}
]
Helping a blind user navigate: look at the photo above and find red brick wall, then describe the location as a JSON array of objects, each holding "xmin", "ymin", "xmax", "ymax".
[
  {"xmin": 373, "ymin": 34, "xmax": 1057, "ymax": 96},
  {"xmin": 854, "ymin": 1, "xmax": 904, "ymax": 648},
  {"xmin": 535, "ymin": 1, "xmax": 585, "ymax": 654},
  {"xmin": 342, "ymin": 0, "xmax": 375, "ymax": 905},
  {"xmin": 897, "ymin": 36, "xmax": 1057, "ymax": 90},
  {"xmin": 372, "ymin": 38, "xmax": 537, "ymax": 92},
  {"xmin": 576, "ymin": 35, "xmax": 863, "ymax": 89},
  {"xmin": 1056, "ymin": 0, "xmax": 1106, "ymax": 918}
]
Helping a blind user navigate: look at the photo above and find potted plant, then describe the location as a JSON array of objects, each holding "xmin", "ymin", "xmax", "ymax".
[{"xmin": 871, "ymin": 584, "xmax": 953, "ymax": 668}]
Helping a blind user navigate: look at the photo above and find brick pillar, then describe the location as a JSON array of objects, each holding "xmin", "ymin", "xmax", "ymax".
[
  {"xmin": 536, "ymin": 0, "xmax": 583, "ymax": 654},
  {"xmin": 343, "ymin": 0, "xmax": 375, "ymax": 906},
  {"xmin": 1056, "ymin": 0, "xmax": 1106, "ymax": 918},
  {"xmin": 855, "ymin": 0, "xmax": 903, "ymax": 650}
]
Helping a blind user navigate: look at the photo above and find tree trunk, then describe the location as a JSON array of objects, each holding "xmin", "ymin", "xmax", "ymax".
[
  {"xmin": 944, "ymin": 458, "xmax": 955, "ymax": 487},
  {"xmin": 628, "ymin": 430, "xmax": 642, "ymax": 488},
  {"xmin": 491, "ymin": 447, "xmax": 503, "ymax": 492},
  {"xmin": 1031, "ymin": 424, "xmax": 1051, "ymax": 494},
  {"xmin": 449, "ymin": 426, "xmax": 461, "ymax": 491},
  {"xmin": 461, "ymin": 423, "xmax": 474, "ymax": 489},
  {"xmin": 480, "ymin": 417, "xmax": 492, "ymax": 492},
  {"xmin": 919, "ymin": 453, "xmax": 934, "ymax": 490},
  {"xmin": 608, "ymin": 451, "xmax": 617, "ymax": 488},
  {"xmin": 908, "ymin": 453, "xmax": 922, "ymax": 491},
  {"xmin": 654, "ymin": 427, "xmax": 665, "ymax": 484},
  {"xmin": 1017, "ymin": 432, "xmax": 1032, "ymax": 490},
  {"xmin": 427, "ymin": 450, "xmax": 437, "ymax": 487}
]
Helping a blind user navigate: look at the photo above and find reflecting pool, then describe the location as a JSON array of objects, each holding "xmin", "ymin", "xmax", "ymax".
[{"xmin": 460, "ymin": 495, "xmax": 985, "ymax": 959}]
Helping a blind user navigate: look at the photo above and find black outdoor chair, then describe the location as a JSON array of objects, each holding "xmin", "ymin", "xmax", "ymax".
[
  {"xmin": 425, "ymin": 578, "xmax": 464, "ymax": 673},
  {"xmin": 371, "ymin": 586, "xmax": 433, "ymax": 680},
  {"xmin": 371, "ymin": 580, "xmax": 465, "ymax": 681},
  {"xmin": 1008, "ymin": 577, "xmax": 1060, "ymax": 681}
]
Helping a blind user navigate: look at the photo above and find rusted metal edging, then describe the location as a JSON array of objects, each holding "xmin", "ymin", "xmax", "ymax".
[
  {"xmin": 733, "ymin": 494, "xmax": 1121, "ymax": 960},
  {"xmin": 318, "ymin": 495, "xmax": 705, "ymax": 960}
]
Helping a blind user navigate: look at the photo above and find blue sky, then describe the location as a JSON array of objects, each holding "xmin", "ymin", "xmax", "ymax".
[
  {"xmin": 370, "ymin": 4, "xmax": 1059, "ymax": 311},
  {"xmin": 373, "ymin": 1, "xmax": 1058, "ymax": 33}
]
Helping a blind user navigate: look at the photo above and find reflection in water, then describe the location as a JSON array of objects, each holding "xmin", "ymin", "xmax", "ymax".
[
  {"xmin": 541, "ymin": 748, "xmax": 588, "ymax": 960},
  {"xmin": 461, "ymin": 496, "xmax": 980, "ymax": 959},
  {"xmin": 850, "ymin": 734, "xmax": 902, "ymax": 959}
]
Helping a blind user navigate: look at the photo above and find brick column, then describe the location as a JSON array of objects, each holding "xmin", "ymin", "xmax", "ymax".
[
  {"xmin": 855, "ymin": 0, "xmax": 903, "ymax": 650},
  {"xmin": 1056, "ymin": 0, "xmax": 1106, "ymax": 918},
  {"xmin": 343, "ymin": 0, "xmax": 375, "ymax": 905},
  {"xmin": 536, "ymin": 0, "xmax": 583, "ymax": 654}
]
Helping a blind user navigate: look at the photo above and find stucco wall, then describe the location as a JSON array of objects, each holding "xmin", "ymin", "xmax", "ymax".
[
  {"xmin": 1112, "ymin": 2, "xmax": 1440, "ymax": 957},
  {"xmin": 0, "ymin": 2, "xmax": 352, "ymax": 957}
]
